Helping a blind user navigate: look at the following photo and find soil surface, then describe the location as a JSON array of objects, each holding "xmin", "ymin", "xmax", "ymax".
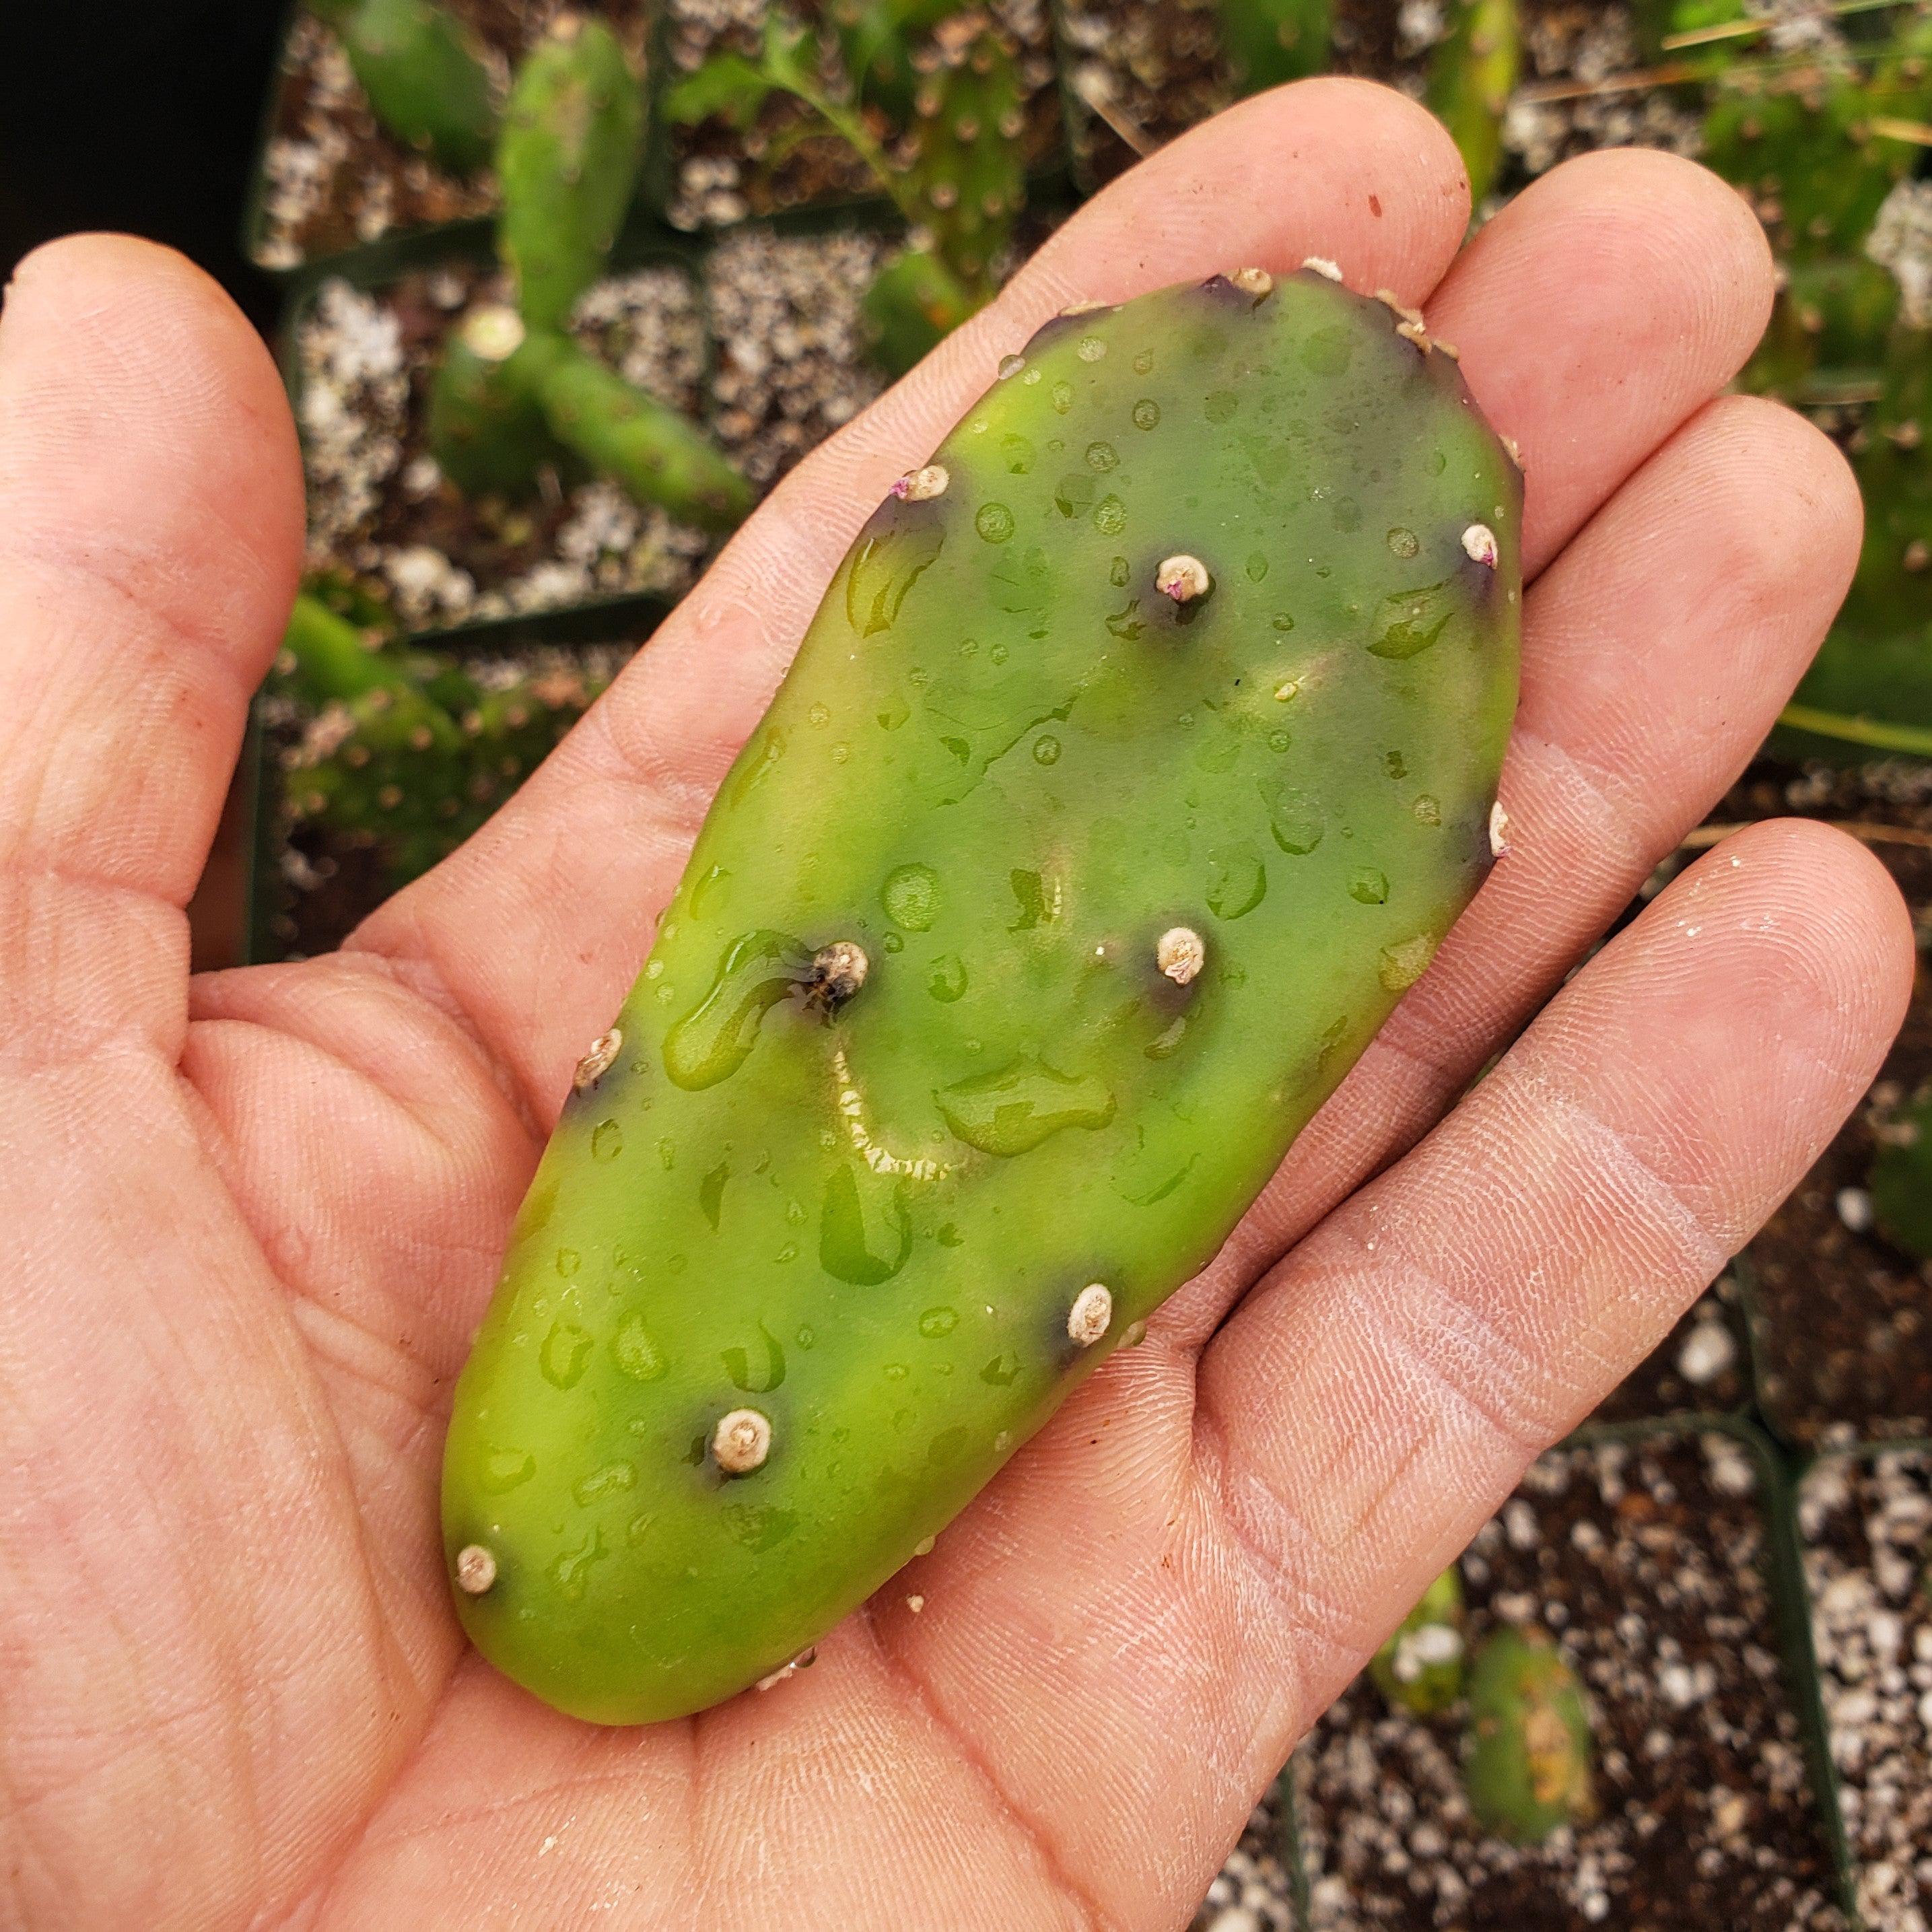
[
  {"xmin": 1800, "ymin": 1449, "xmax": 1932, "ymax": 1932},
  {"xmin": 254, "ymin": 0, "xmax": 651, "ymax": 269},
  {"xmin": 1721, "ymin": 762, "xmax": 1932, "ymax": 1447},
  {"xmin": 1282, "ymin": 1435, "xmax": 1847, "ymax": 1932},
  {"xmin": 296, "ymin": 257, "xmax": 712, "ymax": 630},
  {"xmin": 662, "ymin": 0, "xmax": 1064, "ymax": 230},
  {"xmin": 1056, "ymin": 0, "xmax": 1697, "ymax": 193}
]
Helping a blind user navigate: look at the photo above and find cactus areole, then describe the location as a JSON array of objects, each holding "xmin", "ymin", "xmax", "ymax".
[{"xmin": 441, "ymin": 269, "xmax": 1523, "ymax": 1723}]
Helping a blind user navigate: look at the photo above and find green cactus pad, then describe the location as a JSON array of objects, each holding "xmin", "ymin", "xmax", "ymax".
[
  {"xmin": 497, "ymin": 15, "xmax": 645, "ymax": 332},
  {"xmin": 1465, "ymin": 1624, "xmax": 1596, "ymax": 1843},
  {"xmin": 425, "ymin": 308, "xmax": 576, "ymax": 501},
  {"xmin": 1871, "ymin": 1091, "xmax": 1932, "ymax": 1262},
  {"xmin": 1218, "ymin": 0, "xmax": 1335, "ymax": 91},
  {"xmin": 1426, "ymin": 0, "xmax": 1520, "ymax": 209},
  {"xmin": 1370, "ymin": 1564, "xmax": 1468, "ymax": 1717},
  {"xmin": 864, "ymin": 248, "xmax": 981, "ymax": 378},
  {"xmin": 442, "ymin": 268, "xmax": 1523, "ymax": 1724},
  {"xmin": 310, "ymin": 0, "xmax": 498, "ymax": 174}
]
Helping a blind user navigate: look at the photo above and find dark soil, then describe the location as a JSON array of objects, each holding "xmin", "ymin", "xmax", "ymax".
[
  {"xmin": 1288, "ymin": 1434, "xmax": 1847, "ymax": 1932},
  {"xmin": 1799, "ymin": 1449, "xmax": 1932, "ymax": 1932},
  {"xmin": 296, "ymin": 256, "xmax": 712, "ymax": 631},
  {"xmin": 662, "ymin": 0, "xmax": 1065, "ymax": 231},
  {"xmin": 1721, "ymin": 762, "xmax": 1932, "ymax": 1447},
  {"xmin": 254, "ymin": 0, "xmax": 651, "ymax": 269}
]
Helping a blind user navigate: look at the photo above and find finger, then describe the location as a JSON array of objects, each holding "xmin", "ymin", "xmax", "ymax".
[
  {"xmin": 352, "ymin": 80, "xmax": 1473, "ymax": 1115},
  {"xmin": 0, "ymin": 236, "xmax": 303, "ymax": 911},
  {"xmin": 1158, "ymin": 392, "xmax": 1863, "ymax": 1341},
  {"xmin": 1426, "ymin": 147, "xmax": 1775, "ymax": 576},
  {"xmin": 883, "ymin": 821, "xmax": 1910, "ymax": 1932}
]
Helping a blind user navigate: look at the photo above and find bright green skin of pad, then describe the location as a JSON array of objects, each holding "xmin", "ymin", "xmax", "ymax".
[{"xmin": 442, "ymin": 269, "xmax": 1523, "ymax": 1724}]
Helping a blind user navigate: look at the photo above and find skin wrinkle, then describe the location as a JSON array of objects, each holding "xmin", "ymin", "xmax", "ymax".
[{"xmin": 862, "ymin": 1603, "xmax": 1108, "ymax": 1932}]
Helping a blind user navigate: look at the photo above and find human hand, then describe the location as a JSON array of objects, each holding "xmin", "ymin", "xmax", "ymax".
[{"xmin": 0, "ymin": 80, "xmax": 1913, "ymax": 1932}]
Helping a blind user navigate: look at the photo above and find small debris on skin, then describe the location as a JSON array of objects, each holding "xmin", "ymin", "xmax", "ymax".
[
  {"xmin": 454, "ymin": 1543, "xmax": 497, "ymax": 1595},
  {"xmin": 574, "ymin": 1027, "xmax": 624, "ymax": 1091},
  {"xmin": 1155, "ymin": 554, "xmax": 1212, "ymax": 603},
  {"xmin": 1503, "ymin": 433, "xmax": 1527, "ymax": 470},
  {"xmin": 1301, "ymin": 256, "xmax": 1344, "ymax": 282},
  {"xmin": 1463, "ymin": 522, "xmax": 1500, "ymax": 568},
  {"xmin": 1157, "ymin": 926, "xmax": 1207, "ymax": 986},
  {"xmin": 906, "ymin": 1594, "xmax": 926, "ymax": 1614},
  {"xmin": 1068, "ymin": 1282, "xmax": 1114, "ymax": 1346},
  {"xmin": 713, "ymin": 1407, "xmax": 772, "ymax": 1475},
  {"xmin": 754, "ymin": 1645, "xmax": 817, "ymax": 1692}
]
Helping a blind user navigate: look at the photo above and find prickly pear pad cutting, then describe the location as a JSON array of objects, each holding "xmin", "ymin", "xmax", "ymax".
[{"xmin": 441, "ymin": 267, "xmax": 1523, "ymax": 1725}]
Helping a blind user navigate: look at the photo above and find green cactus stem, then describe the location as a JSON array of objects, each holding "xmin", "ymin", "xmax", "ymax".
[
  {"xmin": 1465, "ymin": 1625, "xmax": 1597, "ymax": 1843},
  {"xmin": 863, "ymin": 247, "xmax": 980, "ymax": 378},
  {"xmin": 425, "ymin": 306, "xmax": 577, "ymax": 500},
  {"xmin": 308, "ymin": 0, "xmax": 498, "ymax": 174},
  {"xmin": 1218, "ymin": 0, "xmax": 1336, "ymax": 92},
  {"xmin": 1426, "ymin": 0, "xmax": 1521, "ymax": 208},
  {"xmin": 1742, "ymin": 254, "xmax": 1900, "ymax": 401},
  {"xmin": 1370, "ymin": 1566, "xmax": 1468, "ymax": 1717},
  {"xmin": 497, "ymin": 13, "xmax": 646, "ymax": 332},
  {"xmin": 1871, "ymin": 1091, "xmax": 1932, "ymax": 1260},
  {"xmin": 526, "ymin": 331, "xmax": 755, "ymax": 530},
  {"xmin": 440, "ymin": 267, "xmax": 1523, "ymax": 1725}
]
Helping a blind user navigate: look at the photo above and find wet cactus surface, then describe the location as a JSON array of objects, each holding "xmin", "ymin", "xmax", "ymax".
[{"xmin": 442, "ymin": 265, "xmax": 1521, "ymax": 1722}]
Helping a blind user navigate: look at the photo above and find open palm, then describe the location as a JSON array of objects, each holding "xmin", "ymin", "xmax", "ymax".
[{"xmin": 0, "ymin": 81, "xmax": 1914, "ymax": 1932}]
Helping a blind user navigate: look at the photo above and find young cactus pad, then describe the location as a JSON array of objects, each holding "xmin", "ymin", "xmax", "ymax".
[
  {"xmin": 441, "ymin": 269, "xmax": 1523, "ymax": 1723},
  {"xmin": 1465, "ymin": 1624, "xmax": 1596, "ymax": 1842},
  {"xmin": 1370, "ymin": 1564, "xmax": 1468, "ymax": 1717}
]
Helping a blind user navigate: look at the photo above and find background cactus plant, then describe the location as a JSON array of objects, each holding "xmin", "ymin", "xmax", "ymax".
[
  {"xmin": 1464, "ymin": 1625, "xmax": 1597, "ymax": 1844},
  {"xmin": 1369, "ymin": 1566, "xmax": 1468, "ymax": 1717},
  {"xmin": 419, "ymin": 16, "xmax": 751, "ymax": 528},
  {"xmin": 304, "ymin": 0, "xmax": 499, "ymax": 174}
]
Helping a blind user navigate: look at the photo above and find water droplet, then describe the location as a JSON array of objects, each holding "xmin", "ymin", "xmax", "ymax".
[
  {"xmin": 1414, "ymin": 793, "xmax": 1441, "ymax": 825},
  {"xmin": 926, "ymin": 953, "xmax": 963, "ymax": 1009},
  {"xmin": 1050, "ymin": 380, "xmax": 1074, "ymax": 413},
  {"xmin": 664, "ymin": 930, "xmax": 809, "ymax": 1090},
  {"xmin": 807, "ymin": 701, "xmax": 831, "ymax": 727},
  {"xmin": 877, "ymin": 693, "xmax": 909, "ymax": 730},
  {"xmin": 1000, "ymin": 432, "xmax": 1035, "ymax": 473},
  {"xmin": 1371, "ymin": 581, "xmax": 1456, "ymax": 660},
  {"xmin": 937, "ymin": 1222, "xmax": 964, "ymax": 1247},
  {"xmin": 723, "ymin": 1323, "xmax": 787, "ymax": 1392},
  {"xmin": 1076, "ymin": 335, "xmax": 1107, "ymax": 361},
  {"xmin": 919, "ymin": 1307, "xmax": 959, "ymax": 1338},
  {"xmin": 612, "ymin": 1313, "xmax": 668, "ymax": 1383},
  {"xmin": 883, "ymin": 931, "xmax": 905, "ymax": 954},
  {"xmin": 884, "ymin": 1362, "xmax": 909, "ymax": 1381},
  {"xmin": 989, "ymin": 641, "xmax": 1009, "ymax": 664},
  {"xmin": 591, "ymin": 1119, "xmax": 623, "ymax": 1163},
  {"xmin": 846, "ymin": 525, "xmax": 944, "ymax": 637},
  {"xmin": 1350, "ymin": 869, "xmax": 1390, "ymax": 905},
  {"xmin": 1085, "ymin": 440, "xmax": 1119, "ymax": 471},
  {"xmin": 1207, "ymin": 844, "xmax": 1268, "ymax": 920},
  {"xmin": 1272, "ymin": 612, "xmax": 1296, "ymax": 632},
  {"xmin": 1132, "ymin": 348, "xmax": 1154, "ymax": 373},
  {"xmin": 550, "ymin": 1527, "xmax": 607, "ymax": 1603},
  {"xmin": 1301, "ymin": 324, "xmax": 1354, "ymax": 376},
  {"xmin": 1264, "ymin": 781, "xmax": 1325, "ymax": 854},
  {"xmin": 981, "ymin": 1352, "xmax": 1021, "ymax": 1385},
  {"xmin": 1008, "ymin": 868, "xmax": 1054, "ymax": 930},
  {"xmin": 573, "ymin": 1461, "xmax": 636, "ymax": 1505},
  {"xmin": 658, "ymin": 1137, "xmax": 676, "ymax": 1169},
  {"xmin": 1385, "ymin": 751, "xmax": 1408, "ymax": 779},
  {"xmin": 1109, "ymin": 555, "xmax": 1130, "ymax": 586},
  {"xmin": 831, "ymin": 743, "xmax": 850, "ymax": 764},
  {"xmin": 1387, "ymin": 526, "xmax": 1420, "ymax": 559},
  {"xmin": 1379, "ymin": 933, "xmax": 1437, "ymax": 991},
  {"xmin": 481, "ymin": 1447, "xmax": 535, "ymax": 1493},
  {"xmin": 1132, "ymin": 399, "xmax": 1161, "ymax": 430},
  {"xmin": 1268, "ymin": 729, "xmax": 1292, "ymax": 753},
  {"xmin": 936, "ymin": 1055, "xmax": 1115, "ymax": 1156},
  {"xmin": 975, "ymin": 502, "xmax": 1015, "ymax": 543},
  {"xmin": 796, "ymin": 1324, "xmax": 817, "ymax": 1349},
  {"xmin": 690, "ymin": 863, "xmax": 731, "ymax": 918},
  {"xmin": 555, "ymin": 1247, "xmax": 580, "ymax": 1277},
  {"xmin": 1093, "ymin": 494, "xmax": 1128, "ymax": 536},
  {"xmin": 700, "ymin": 1158, "xmax": 730, "ymax": 1230},
  {"xmin": 883, "ymin": 862, "xmax": 940, "ymax": 931},
  {"xmin": 1245, "ymin": 551, "xmax": 1269, "ymax": 582},
  {"xmin": 1033, "ymin": 734, "xmax": 1062, "ymax": 766},
  {"xmin": 541, "ymin": 1321, "xmax": 592, "ymax": 1389},
  {"xmin": 821, "ymin": 1164, "xmax": 911, "ymax": 1284},
  {"xmin": 998, "ymin": 352, "xmax": 1025, "ymax": 379},
  {"xmin": 1204, "ymin": 389, "xmax": 1238, "ymax": 423}
]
